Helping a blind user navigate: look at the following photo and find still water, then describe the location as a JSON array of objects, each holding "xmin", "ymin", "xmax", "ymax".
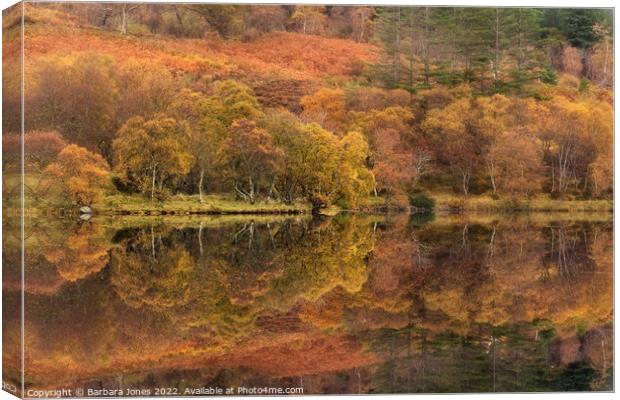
[{"xmin": 3, "ymin": 213, "xmax": 613, "ymax": 394}]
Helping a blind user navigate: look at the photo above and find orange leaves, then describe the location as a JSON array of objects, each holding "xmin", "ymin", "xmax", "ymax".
[
  {"xmin": 221, "ymin": 32, "xmax": 377, "ymax": 78},
  {"xmin": 44, "ymin": 144, "xmax": 110, "ymax": 206},
  {"xmin": 223, "ymin": 119, "xmax": 283, "ymax": 177},
  {"xmin": 24, "ymin": 24, "xmax": 377, "ymax": 84},
  {"xmin": 300, "ymin": 88, "xmax": 346, "ymax": 132},
  {"xmin": 346, "ymin": 87, "xmax": 410, "ymax": 112}
]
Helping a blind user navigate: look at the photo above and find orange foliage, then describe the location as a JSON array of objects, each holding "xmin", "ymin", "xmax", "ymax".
[
  {"xmin": 219, "ymin": 32, "xmax": 377, "ymax": 78},
  {"xmin": 44, "ymin": 144, "xmax": 110, "ymax": 206},
  {"xmin": 345, "ymin": 87, "xmax": 410, "ymax": 112},
  {"xmin": 23, "ymin": 22, "xmax": 377, "ymax": 82},
  {"xmin": 300, "ymin": 88, "xmax": 346, "ymax": 132}
]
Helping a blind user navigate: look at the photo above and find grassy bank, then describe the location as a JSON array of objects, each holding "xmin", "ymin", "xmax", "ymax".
[
  {"xmin": 99, "ymin": 192, "xmax": 612, "ymax": 216},
  {"xmin": 99, "ymin": 194, "xmax": 311, "ymax": 215},
  {"xmin": 6, "ymin": 170, "xmax": 612, "ymax": 216},
  {"xmin": 432, "ymin": 193, "xmax": 613, "ymax": 213}
]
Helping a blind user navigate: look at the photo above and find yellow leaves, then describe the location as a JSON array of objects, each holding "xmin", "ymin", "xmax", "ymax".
[
  {"xmin": 423, "ymin": 97, "xmax": 470, "ymax": 136},
  {"xmin": 212, "ymin": 79, "xmax": 263, "ymax": 122},
  {"xmin": 113, "ymin": 115, "xmax": 195, "ymax": 197},
  {"xmin": 422, "ymin": 98, "xmax": 479, "ymax": 182},
  {"xmin": 368, "ymin": 106, "xmax": 414, "ymax": 133},
  {"xmin": 337, "ymin": 131, "xmax": 375, "ymax": 208},
  {"xmin": 341, "ymin": 130, "xmax": 370, "ymax": 165}
]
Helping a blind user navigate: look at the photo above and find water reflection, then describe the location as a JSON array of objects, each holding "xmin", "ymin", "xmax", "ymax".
[{"xmin": 3, "ymin": 213, "xmax": 613, "ymax": 393}]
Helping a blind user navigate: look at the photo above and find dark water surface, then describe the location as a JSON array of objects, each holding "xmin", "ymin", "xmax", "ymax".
[{"xmin": 3, "ymin": 213, "xmax": 613, "ymax": 394}]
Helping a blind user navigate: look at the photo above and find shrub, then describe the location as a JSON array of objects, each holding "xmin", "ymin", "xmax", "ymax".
[
  {"xmin": 44, "ymin": 144, "xmax": 110, "ymax": 206},
  {"xmin": 540, "ymin": 68, "xmax": 558, "ymax": 85},
  {"xmin": 409, "ymin": 193, "xmax": 436, "ymax": 211}
]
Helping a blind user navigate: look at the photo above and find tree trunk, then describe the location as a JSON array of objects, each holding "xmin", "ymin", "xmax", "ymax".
[
  {"xmin": 517, "ymin": 8, "xmax": 524, "ymax": 70},
  {"xmin": 234, "ymin": 182, "xmax": 250, "ymax": 202},
  {"xmin": 311, "ymin": 202, "xmax": 322, "ymax": 215},
  {"xmin": 121, "ymin": 4, "xmax": 128, "ymax": 34},
  {"xmin": 494, "ymin": 8, "xmax": 500, "ymax": 83},
  {"xmin": 462, "ymin": 170, "xmax": 470, "ymax": 197},
  {"xmin": 198, "ymin": 167, "xmax": 205, "ymax": 203},
  {"xmin": 150, "ymin": 225, "xmax": 156, "ymax": 259},
  {"xmin": 394, "ymin": 7, "xmax": 401, "ymax": 85},
  {"xmin": 175, "ymin": 7, "xmax": 185, "ymax": 35},
  {"xmin": 488, "ymin": 159, "xmax": 497, "ymax": 195},
  {"xmin": 601, "ymin": 38, "xmax": 609, "ymax": 85},
  {"xmin": 198, "ymin": 221, "xmax": 204, "ymax": 256},
  {"xmin": 151, "ymin": 165, "xmax": 157, "ymax": 202},
  {"xmin": 409, "ymin": 11, "xmax": 415, "ymax": 89},
  {"xmin": 248, "ymin": 176, "xmax": 255, "ymax": 204},
  {"xmin": 358, "ymin": 11, "xmax": 366, "ymax": 42},
  {"xmin": 551, "ymin": 161, "xmax": 556, "ymax": 193},
  {"xmin": 423, "ymin": 7, "xmax": 430, "ymax": 86}
]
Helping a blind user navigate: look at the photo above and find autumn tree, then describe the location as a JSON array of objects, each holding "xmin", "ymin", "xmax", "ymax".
[
  {"xmin": 538, "ymin": 98, "xmax": 597, "ymax": 195},
  {"xmin": 220, "ymin": 119, "xmax": 283, "ymax": 204},
  {"xmin": 349, "ymin": 106, "xmax": 418, "ymax": 203},
  {"xmin": 478, "ymin": 96, "xmax": 547, "ymax": 197},
  {"xmin": 166, "ymin": 81, "xmax": 265, "ymax": 202},
  {"xmin": 113, "ymin": 116, "xmax": 194, "ymax": 201},
  {"xmin": 474, "ymin": 94, "xmax": 513, "ymax": 195},
  {"xmin": 168, "ymin": 89, "xmax": 224, "ymax": 202},
  {"xmin": 271, "ymin": 118, "xmax": 340, "ymax": 211},
  {"xmin": 590, "ymin": 135, "xmax": 612, "ymax": 197},
  {"xmin": 184, "ymin": 4, "xmax": 242, "ymax": 38},
  {"xmin": 584, "ymin": 98, "xmax": 613, "ymax": 197},
  {"xmin": 115, "ymin": 59, "xmax": 178, "ymax": 122},
  {"xmin": 488, "ymin": 131, "xmax": 545, "ymax": 197},
  {"xmin": 291, "ymin": 6, "xmax": 328, "ymax": 35},
  {"xmin": 422, "ymin": 96, "xmax": 486, "ymax": 197},
  {"xmin": 350, "ymin": 7, "xmax": 374, "ymax": 42},
  {"xmin": 209, "ymin": 80, "xmax": 264, "ymax": 125},
  {"xmin": 29, "ymin": 54, "xmax": 118, "ymax": 158},
  {"xmin": 337, "ymin": 131, "xmax": 375, "ymax": 207},
  {"xmin": 267, "ymin": 111, "xmax": 373, "ymax": 212},
  {"xmin": 44, "ymin": 144, "xmax": 110, "ymax": 206},
  {"xmin": 300, "ymin": 87, "xmax": 346, "ymax": 132}
]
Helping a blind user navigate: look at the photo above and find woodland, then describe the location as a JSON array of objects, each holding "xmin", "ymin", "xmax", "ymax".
[
  {"xmin": 1, "ymin": 4, "xmax": 614, "ymax": 393},
  {"xmin": 2, "ymin": 4, "xmax": 614, "ymax": 214}
]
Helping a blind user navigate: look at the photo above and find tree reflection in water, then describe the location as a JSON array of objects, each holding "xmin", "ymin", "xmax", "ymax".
[{"xmin": 3, "ymin": 213, "xmax": 612, "ymax": 393}]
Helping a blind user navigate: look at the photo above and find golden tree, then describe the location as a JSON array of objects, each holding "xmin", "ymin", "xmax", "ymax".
[{"xmin": 44, "ymin": 144, "xmax": 110, "ymax": 206}]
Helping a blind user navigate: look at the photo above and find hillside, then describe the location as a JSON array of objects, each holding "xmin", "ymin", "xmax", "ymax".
[
  {"xmin": 15, "ymin": 4, "xmax": 377, "ymax": 113},
  {"xmin": 2, "ymin": 3, "xmax": 614, "ymax": 215}
]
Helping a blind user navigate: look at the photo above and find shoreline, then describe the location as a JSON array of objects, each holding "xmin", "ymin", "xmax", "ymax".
[{"xmin": 11, "ymin": 194, "xmax": 613, "ymax": 217}]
